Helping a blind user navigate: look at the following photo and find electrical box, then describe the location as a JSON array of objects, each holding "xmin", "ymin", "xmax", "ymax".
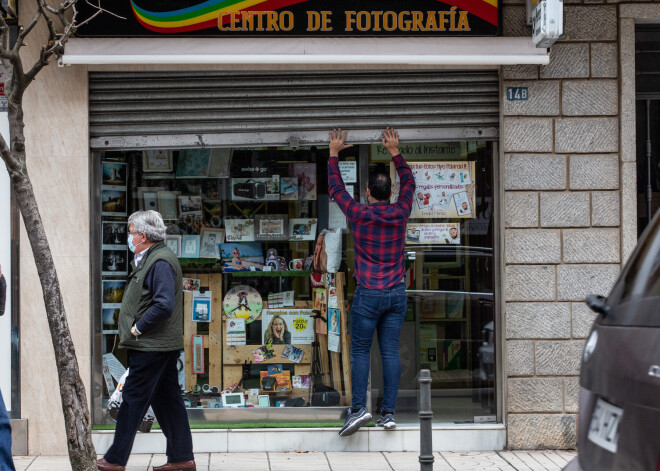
[{"xmin": 532, "ymin": 0, "xmax": 563, "ymax": 48}]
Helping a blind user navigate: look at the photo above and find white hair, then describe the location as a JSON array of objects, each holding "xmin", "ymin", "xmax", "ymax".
[{"xmin": 128, "ymin": 210, "xmax": 166, "ymax": 242}]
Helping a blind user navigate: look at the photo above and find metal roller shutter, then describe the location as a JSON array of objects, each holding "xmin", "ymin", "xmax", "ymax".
[{"xmin": 89, "ymin": 69, "xmax": 499, "ymax": 141}]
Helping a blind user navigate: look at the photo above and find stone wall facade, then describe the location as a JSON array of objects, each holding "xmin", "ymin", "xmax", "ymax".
[{"xmin": 502, "ymin": 2, "xmax": 625, "ymax": 450}]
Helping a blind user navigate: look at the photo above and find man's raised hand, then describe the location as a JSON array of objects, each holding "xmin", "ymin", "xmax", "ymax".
[
  {"xmin": 382, "ymin": 127, "xmax": 400, "ymax": 157},
  {"xmin": 329, "ymin": 128, "xmax": 353, "ymax": 157}
]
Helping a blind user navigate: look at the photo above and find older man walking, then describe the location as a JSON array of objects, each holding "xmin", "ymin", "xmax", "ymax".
[{"xmin": 98, "ymin": 211, "xmax": 195, "ymax": 471}]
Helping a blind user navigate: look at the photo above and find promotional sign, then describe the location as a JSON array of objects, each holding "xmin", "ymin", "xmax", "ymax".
[
  {"xmin": 405, "ymin": 222, "xmax": 460, "ymax": 245},
  {"xmin": 78, "ymin": 0, "xmax": 500, "ymax": 37},
  {"xmin": 262, "ymin": 309, "xmax": 315, "ymax": 345}
]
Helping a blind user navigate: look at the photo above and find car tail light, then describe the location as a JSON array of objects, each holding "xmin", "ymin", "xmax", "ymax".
[{"xmin": 657, "ymin": 456, "xmax": 660, "ymax": 471}]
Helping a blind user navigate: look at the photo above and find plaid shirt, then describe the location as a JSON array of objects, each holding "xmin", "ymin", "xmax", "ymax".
[{"xmin": 328, "ymin": 155, "xmax": 415, "ymax": 289}]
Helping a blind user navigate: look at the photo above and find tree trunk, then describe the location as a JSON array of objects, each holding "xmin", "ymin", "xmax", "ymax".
[{"xmin": 6, "ymin": 103, "xmax": 97, "ymax": 470}]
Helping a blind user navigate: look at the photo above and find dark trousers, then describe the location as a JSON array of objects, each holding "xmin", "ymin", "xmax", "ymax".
[{"xmin": 105, "ymin": 350, "xmax": 193, "ymax": 466}]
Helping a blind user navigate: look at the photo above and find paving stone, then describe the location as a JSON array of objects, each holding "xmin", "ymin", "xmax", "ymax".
[
  {"xmin": 326, "ymin": 452, "xmax": 392, "ymax": 471},
  {"xmin": 535, "ymin": 340, "xmax": 585, "ymax": 375},
  {"xmin": 507, "ymin": 340, "xmax": 535, "ymax": 376},
  {"xmin": 441, "ymin": 451, "xmax": 512, "ymax": 469},
  {"xmin": 506, "ymin": 302, "xmax": 570, "ymax": 339},
  {"xmin": 269, "ymin": 452, "xmax": 330, "ymax": 471},
  {"xmin": 562, "ymin": 6, "xmax": 617, "ymax": 41},
  {"xmin": 506, "ymin": 229, "xmax": 561, "ymax": 264},
  {"xmin": 503, "ymin": 81, "xmax": 560, "ymax": 116},
  {"xmin": 591, "ymin": 43, "xmax": 618, "ymax": 78},
  {"xmin": 557, "ymin": 264, "xmax": 620, "ymax": 301},
  {"xmin": 569, "ymin": 154, "xmax": 619, "ymax": 190},
  {"xmin": 571, "ymin": 302, "xmax": 598, "ymax": 338},
  {"xmin": 563, "ymin": 228, "xmax": 620, "ymax": 263},
  {"xmin": 555, "ymin": 118, "xmax": 619, "ymax": 153},
  {"xmin": 210, "ymin": 453, "xmax": 269, "ymax": 471},
  {"xmin": 591, "ymin": 191, "xmax": 619, "ymax": 228},
  {"xmin": 505, "ymin": 154, "xmax": 566, "ymax": 190},
  {"xmin": 503, "ymin": 119, "xmax": 554, "ymax": 153},
  {"xmin": 508, "ymin": 414, "xmax": 577, "ymax": 449},
  {"xmin": 564, "ymin": 377, "xmax": 581, "ymax": 414},
  {"xmin": 508, "ymin": 377, "xmax": 563, "ymax": 412},
  {"xmin": 502, "ymin": 64, "xmax": 538, "ymax": 80},
  {"xmin": 506, "ymin": 265, "xmax": 556, "ymax": 301},
  {"xmin": 540, "ymin": 44, "xmax": 589, "ymax": 79},
  {"xmin": 505, "ymin": 192, "xmax": 539, "ymax": 228},
  {"xmin": 562, "ymin": 80, "xmax": 618, "ymax": 116},
  {"xmin": 540, "ymin": 192, "xmax": 590, "ymax": 227}
]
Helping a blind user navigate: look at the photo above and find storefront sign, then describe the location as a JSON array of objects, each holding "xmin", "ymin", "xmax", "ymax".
[
  {"xmin": 405, "ymin": 222, "xmax": 460, "ymax": 245},
  {"xmin": 370, "ymin": 142, "xmax": 463, "ymax": 162},
  {"xmin": 77, "ymin": 0, "xmax": 500, "ymax": 37}
]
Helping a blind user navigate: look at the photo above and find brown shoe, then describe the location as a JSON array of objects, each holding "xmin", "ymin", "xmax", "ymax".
[
  {"xmin": 153, "ymin": 461, "xmax": 196, "ymax": 471},
  {"xmin": 97, "ymin": 458, "xmax": 125, "ymax": 471}
]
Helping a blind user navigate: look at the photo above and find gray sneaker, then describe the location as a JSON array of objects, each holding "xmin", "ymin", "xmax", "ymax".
[
  {"xmin": 339, "ymin": 407, "xmax": 372, "ymax": 437},
  {"xmin": 376, "ymin": 413, "xmax": 396, "ymax": 430}
]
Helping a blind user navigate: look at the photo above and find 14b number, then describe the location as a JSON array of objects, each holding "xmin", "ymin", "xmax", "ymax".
[{"xmin": 506, "ymin": 87, "xmax": 529, "ymax": 101}]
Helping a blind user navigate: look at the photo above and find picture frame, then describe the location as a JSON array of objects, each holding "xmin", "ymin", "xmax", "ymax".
[
  {"xmin": 202, "ymin": 200, "xmax": 223, "ymax": 228},
  {"xmin": 288, "ymin": 218, "xmax": 317, "ymax": 241},
  {"xmin": 176, "ymin": 149, "xmax": 211, "ymax": 178},
  {"xmin": 199, "ymin": 227, "xmax": 225, "ymax": 258},
  {"xmin": 165, "ymin": 234, "xmax": 182, "ymax": 257},
  {"xmin": 142, "ymin": 150, "xmax": 174, "ymax": 173},
  {"xmin": 224, "ymin": 218, "xmax": 255, "ymax": 242},
  {"xmin": 102, "ymin": 246, "xmax": 128, "ymax": 276},
  {"xmin": 157, "ymin": 191, "xmax": 180, "ymax": 220},
  {"xmin": 257, "ymin": 395, "xmax": 270, "ymax": 407},
  {"xmin": 181, "ymin": 235, "xmax": 200, "ymax": 258},
  {"xmin": 101, "ymin": 189, "xmax": 127, "ymax": 216},
  {"xmin": 101, "ymin": 161, "xmax": 127, "ymax": 187},
  {"xmin": 102, "ymin": 221, "xmax": 127, "ymax": 245},
  {"xmin": 178, "ymin": 195, "xmax": 203, "ymax": 217},
  {"xmin": 137, "ymin": 187, "xmax": 165, "ymax": 211},
  {"xmin": 102, "ymin": 280, "xmax": 126, "ymax": 307},
  {"xmin": 255, "ymin": 214, "xmax": 288, "ymax": 241}
]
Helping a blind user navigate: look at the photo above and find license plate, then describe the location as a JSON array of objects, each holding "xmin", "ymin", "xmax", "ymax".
[{"xmin": 587, "ymin": 398, "xmax": 623, "ymax": 453}]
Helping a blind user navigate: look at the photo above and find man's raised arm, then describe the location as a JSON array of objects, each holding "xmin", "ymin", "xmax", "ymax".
[{"xmin": 382, "ymin": 128, "xmax": 415, "ymax": 214}]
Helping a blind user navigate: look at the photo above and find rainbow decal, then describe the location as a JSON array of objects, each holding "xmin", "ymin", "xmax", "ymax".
[{"xmin": 131, "ymin": 0, "xmax": 309, "ymax": 33}]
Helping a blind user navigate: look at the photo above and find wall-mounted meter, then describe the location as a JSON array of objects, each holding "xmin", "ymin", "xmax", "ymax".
[{"xmin": 532, "ymin": 0, "xmax": 563, "ymax": 48}]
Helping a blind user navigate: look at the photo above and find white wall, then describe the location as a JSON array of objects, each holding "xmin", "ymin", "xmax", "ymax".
[{"xmin": 0, "ymin": 112, "xmax": 11, "ymax": 411}]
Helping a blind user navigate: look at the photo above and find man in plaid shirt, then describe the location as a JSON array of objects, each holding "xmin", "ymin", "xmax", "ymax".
[{"xmin": 327, "ymin": 128, "xmax": 415, "ymax": 436}]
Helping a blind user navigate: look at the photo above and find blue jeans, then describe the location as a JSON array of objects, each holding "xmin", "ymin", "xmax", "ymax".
[
  {"xmin": 350, "ymin": 283, "xmax": 406, "ymax": 413},
  {"xmin": 0, "ymin": 391, "xmax": 15, "ymax": 471}
]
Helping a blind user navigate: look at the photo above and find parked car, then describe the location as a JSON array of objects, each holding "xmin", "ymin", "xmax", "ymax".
[{"xmin": 563, "ymin": 213, "xmax": 660, "ymax": 471}]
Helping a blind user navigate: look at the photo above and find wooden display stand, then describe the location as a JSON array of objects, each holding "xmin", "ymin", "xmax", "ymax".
[{"xmin": 182, "ymin": 273, "xmax": 223, "ymax": 391}]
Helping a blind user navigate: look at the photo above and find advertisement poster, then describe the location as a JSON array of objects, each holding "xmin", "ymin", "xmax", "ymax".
[
  {"xmin": 313, "ymin": 288, "xmax": 328, "ymax": 335},
  {"xmin": 328, "ymin": 308, "xmax": 341, "ymax": 352},
  {"xmin": 405, "ymin": 223, "xmax": 460, "ymax": 245},
  {"xmin": 390, "ymin": 160, "xmax": 476, "ymax": 219},
  {"xmin": 192, "ymin": 290, "xmax": 212, "ymax": 322},
  {"xmin": 338, "ymin": 161, "xmax": 357, "ymax": 183},
  {"xmin": 262, "ymin": 309, "xmax": 315, "ymax": 345}
]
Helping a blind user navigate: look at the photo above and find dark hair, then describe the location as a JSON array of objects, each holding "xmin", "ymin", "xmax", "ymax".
[{"xmin": 368, "ymin": 167, "xmax": 392, "ymax": 201}]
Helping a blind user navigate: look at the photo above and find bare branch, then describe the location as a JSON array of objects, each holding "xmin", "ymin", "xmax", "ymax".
[
  {"xmin": 36, "ymin": 0, "xmax": 57, "ymax": 46},
  {"xmin": 14, "ymin": 7, "xmax": 43, "ymax": 52},
  {"xmin": 79, "ymin": 0, "xmax": 126, "ymax": 26}
]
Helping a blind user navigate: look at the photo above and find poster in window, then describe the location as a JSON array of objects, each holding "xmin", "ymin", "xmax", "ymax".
[
  {"xmin": 291, "ymin": 163, "xmax": 317, "ymax": 200},
  {"xmin": 143, "ymin": 150, "xmax": 173, "ymax": 173},
  {"xmin": 405, "ymin": 223, "xmax": 460, "ymax": 245},
  {"xmin": 328, "ymin": 308, "xmax": 341, "ymax": 352},
  {"xmin": 262, "ymin": 309, "xmax": 315, "ymax": 345}
]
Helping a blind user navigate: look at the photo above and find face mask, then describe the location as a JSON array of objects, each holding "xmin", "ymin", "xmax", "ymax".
[{"xmin": 128, "ymin": 234, "xmax": 143, "ymax": 253}]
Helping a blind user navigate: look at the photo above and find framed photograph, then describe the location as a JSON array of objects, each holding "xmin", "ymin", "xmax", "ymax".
[
  {"xmin": 178, "ymin": 195, "xmax": 203, "ymax": 217},
  {"xmin": 101, "ymin": 189, "xmax": 127, "ymax": 216},
  {"xmin": 165, "ymin": 234, "xmax": 182, "ymax": 257},
  {"xmin": 202, "ymin": 200, "xmax": 223, "ymax": 228},
  {"xmin": 199, "ymin": 227, "xmax": 225, "ymax": 258},
  {"xmin": 137, "ymin": 187, "xmax": 164, "ymax": 211},
  {"xmin": 102, "ymin": 221, "xmax": 127, "ymax": 245},
  {"xmin": 158, "ymin": 191, "xmax": 180, "ymax": 220},
  {"xmin": 292, "ymin": 163, "xmax": 317, "ymax": 200},
  {"xmin": 288, "ymin": 218, "xmax": 317, "ymax": 241},
  {"xmin": 181, "ymin": 235, "xmax": 200, "ymax": 258},
  {"xmin": 224, "ymin": 218, "xmax": 255, "ymax": 242},
  {"xmin": 102, "ymin": 280, "xmax": 126, "ymax": 306},
  {"xmin": 102, "ymin": 246, "xmax": 128, "ymax": 276},
  {"xmin": 102, "ymin": 307, "xmax": 120, "ymax": 331},
  {"xmin": 255, "ymin": 214, "xmax": 288, "ymax": 241},
  {"xmin": 143, "ymin": 150, "xmax": 174, "ymax": 172},
  {"xmin": 176, "ymin": 149, "xmax": 211, "ymax": 178},
  {"xmin": 219, "ymin": 242, "xmax": 264, "ymax": 272},
  {"xmin": 101, "ymin": 161, "xmax": 127, "ymax": 187}
]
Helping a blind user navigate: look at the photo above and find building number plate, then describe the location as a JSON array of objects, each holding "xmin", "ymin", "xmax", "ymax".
[{"xmin": 506, "ymin": 87, "xmax": 528, "ymax": 101}]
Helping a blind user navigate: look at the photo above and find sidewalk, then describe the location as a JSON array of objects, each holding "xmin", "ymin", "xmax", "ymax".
[{"xmin": 13, "ymin": 450, "xmax": 576, "ymax": 470}]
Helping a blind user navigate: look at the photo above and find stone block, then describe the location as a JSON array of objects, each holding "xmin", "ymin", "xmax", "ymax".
[
  {"xmin": 569, "ymin": 154, "xmax": 619, "ymax": 190},
  {"xmin": 540, "ymin": 192, "xmax": 590, "ymax": 227},
  {"xmin": 508, "ymin": 414, "xmax": 577, "ymax": 449},
  {"xmin": 505, "ymin": 192, "xmax": 539, "ymax": 228},
  {"xmin": 556, "ymin": 118, "xmax": 619, "ymax": 153},
  {"xmin": 506, "ymin": 302, "xmax": 570, "ymax": 338},
  {"xmin": 562, "ymin": 80, "xmax": 618, "ymax": 116},
  {"xmin": 505, "ymin": 154, "xmax": 566, "ymax": 190},
  {"xmin": 592, "ymin": 191, "xmax": 620, "ymax": 227},
  {"xmin": 503, "ymin": 118, "xmax": 554, "ymax": 153},
  {"xmin": 504, "ymin": 81, "xmax": 560, "ymax": 116},
  {"xmin": 502, "ymin": 6, "xmax": 532, "ymax": 37},
  {"xmin": 507, "ymin": 340, "xmax": 535, "ymax": 376},
  {"xmin": 535, "ymin": 340, "xmax": 585, "ymax": 375},
  {"xmin": 591, "ymin": 43, "xmax": 618, "ymax": 78},
  {"xmin": 540, "ymin": 43, "xmax": 589, "ymax": 79},
  {"xmin": 562, "ymin": 6, "xmax": 617, "ymax": 41},
  {"xmin": 505, "ymin": 229, "xmax": 561, "ymax": 263},
  {"xmin": 572, "ymin": 302, "xmax": 598, "ymax": 338},
  {"xmin": 557, "ymin": 264, "xmax": 620, "ymax": 301},
  {"xmin": 502, "ymin": 65, "xmax": 538, "ymax": 80},
  {"xmin": 565, "ymin": 377, "xmax": 580, "ymax": 413},
  {"xmin": 508, "ymin": 378, "xmax": 563, "ymax": 412},
  {"xmin": 563, "ymin": 229, "xmax": 620, "ymax": 263},
  {"xmin": 622, "ymin": 162, "xmax": 637, "ymax": 263},
  {"xmin": 506, "ymin": 265, "xmax": 556, "ymax": 301}
]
